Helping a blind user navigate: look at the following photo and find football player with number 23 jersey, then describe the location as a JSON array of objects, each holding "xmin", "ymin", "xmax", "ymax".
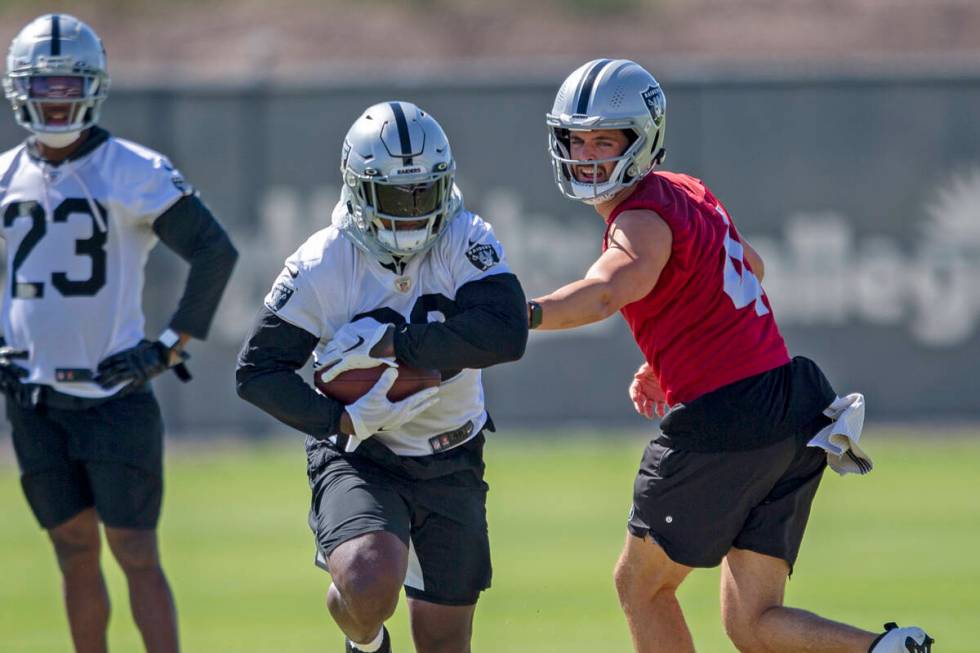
[
  {"xmin": 528, "ymin": 59, "xmax": 933, "ymax": 653},
  {"xmin": 0, "ymin": 14, "xmax": 238, "ymax": 653},
  {"xmin": 237, "ymin": 101, "xmax": 527, "ymax": 653}
]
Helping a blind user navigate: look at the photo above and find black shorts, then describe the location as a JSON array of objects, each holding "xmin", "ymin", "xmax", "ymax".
[
  {"xmin": 306, "ymin": 433, "xmax": 491, "ymax": 606},
  {"xmin": 627, "ymin": 357, "xmax": 837, "ymax": 570},
  {"xmin": 7, "ymin": 387, "xmax": 165, "ymax": 530}
]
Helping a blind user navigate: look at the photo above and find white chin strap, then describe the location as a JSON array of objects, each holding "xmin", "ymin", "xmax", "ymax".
[
  {"xmin": 377, "ymin": 227, "xmax": 431, "ymax": 254},
  {"xmin": 34, "ymin": 130, "xmax": 82, "ymax": 148}
]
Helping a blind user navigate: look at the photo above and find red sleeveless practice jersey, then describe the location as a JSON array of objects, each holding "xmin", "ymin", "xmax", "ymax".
[{"xmin": 605, "ymin": 171, "xmax": 790, "ymax": 405}]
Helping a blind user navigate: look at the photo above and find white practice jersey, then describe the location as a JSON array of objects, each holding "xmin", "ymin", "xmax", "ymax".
[
  {"xmin": 265, "ymin": 202, "xmax": 512, "ymax": 456},
  {"xmin": 0, "ymin": 134, "xmax": 191, "ymax": 397}
]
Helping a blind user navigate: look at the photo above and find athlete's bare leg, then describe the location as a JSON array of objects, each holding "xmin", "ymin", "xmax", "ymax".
[
  {"xmin": 614, "ymin": 532, "xmax": 696, "ymax": 653},
  {"xmin": 326, "ymin": 531, "xmax": 407, "ymax": 645},
  {"xmin": 48, "ymin": 508, "xmax": 110, "ymax": 653},
  {"xmin": 408, "ymin": 599, "xmax": 477, "ymax": 653},
  {"xmin": 721, "ymin": 547, "xmax": 876, "ymax": 653},
  {"xmin": 104, "ymin": 526, "xmax": 179, "ymax": 653}
]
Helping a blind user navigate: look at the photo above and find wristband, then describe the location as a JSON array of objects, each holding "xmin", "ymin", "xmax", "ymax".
[
  {"xmin": 158, "ymin": 328, "xmax": 181, "ymax": 350},
  {"xmin": 528, "ymin": 301, "xmax": 543, "ymax": 330}
]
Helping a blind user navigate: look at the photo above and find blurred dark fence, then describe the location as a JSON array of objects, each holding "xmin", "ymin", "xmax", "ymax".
[{"xmin": 4, "ymin": 68, "xmax": 978, "ymax": 434}]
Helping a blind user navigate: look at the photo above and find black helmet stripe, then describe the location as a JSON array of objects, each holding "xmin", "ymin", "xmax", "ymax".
[
  {"xmin": 574, "ymin": 58, "xmax": 611, "ymax": 115},
  {"xmin": 50, "ymin": 14, "xmax": 61, "ymax": 56},
  {"xmin": 389, "ymin": 101, "xmax": 414, "ymax": 165}
]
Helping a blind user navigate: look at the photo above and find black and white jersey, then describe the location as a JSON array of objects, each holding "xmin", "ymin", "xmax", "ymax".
[
  {"xmin": 264, "ymin": 198, "xmax": 512, "ymax": 456},
  {"xmin": 0, "ymin": 131, "xmax": 192, "ymax": 398}
]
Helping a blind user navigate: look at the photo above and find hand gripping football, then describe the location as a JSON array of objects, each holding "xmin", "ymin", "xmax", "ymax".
[{"xmin": 314, "ymin": 363, "xmax": 441, "ymax": 405}]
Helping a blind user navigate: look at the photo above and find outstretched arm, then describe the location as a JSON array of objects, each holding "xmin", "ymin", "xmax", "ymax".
[{"xmin": 531, "ymin": 210, "xmax": 672, "ymax": 330}]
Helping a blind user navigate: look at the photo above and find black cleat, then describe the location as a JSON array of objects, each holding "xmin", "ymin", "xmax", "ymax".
[{"xmin": 346, "ymin": 625, "xmax": 391, "ymax": 653}]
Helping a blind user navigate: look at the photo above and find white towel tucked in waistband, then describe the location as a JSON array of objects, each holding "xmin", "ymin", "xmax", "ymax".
[{"xmin": 806, "ymin": 393, "xmax": 872, "ymax": 475}]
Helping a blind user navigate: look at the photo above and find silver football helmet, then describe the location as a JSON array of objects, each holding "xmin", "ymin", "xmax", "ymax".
[
  {"xmin": 547, "ymin": 59, "xmax": 666, "ymax": 205},
  {"xmin": 339, "ymin": 101, "xmax": 457, "ymax": 259},
  {"xmin": 3, "ymin": 14, "xmax": 109, "ymax": 146}
]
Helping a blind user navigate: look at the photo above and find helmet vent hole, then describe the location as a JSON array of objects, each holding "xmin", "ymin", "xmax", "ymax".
[{"xmin": 609, "ymin": 87, "xmax": 625, "ymax": 108}]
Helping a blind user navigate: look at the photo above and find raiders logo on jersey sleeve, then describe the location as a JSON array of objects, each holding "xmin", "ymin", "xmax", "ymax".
[
  {"xmin": 162, "ymin": 160, "xmax": 194, "ymax": 196},
  {"xmin": 267, "ymin": 282, "xmax": 294, "ymax": 311},
  {"xmin": 465, "ymin": 240, "xmax": 500, "ymax": 272},
  {"xmin": 264, "ymin": 263, "xmax": 303, "ymax": 313}
]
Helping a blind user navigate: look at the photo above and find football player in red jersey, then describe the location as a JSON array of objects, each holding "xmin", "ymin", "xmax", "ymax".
[{"xmin": 529, "ymin": 59, "xmax": 932, "ymax": 653}]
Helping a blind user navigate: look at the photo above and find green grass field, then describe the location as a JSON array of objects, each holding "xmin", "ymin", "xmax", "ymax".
[{"xmin": 2, "ymin": 430, "xmax": 978, "ymax": 652}]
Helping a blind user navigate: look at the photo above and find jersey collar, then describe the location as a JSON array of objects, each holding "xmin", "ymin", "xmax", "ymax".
[{"xmin": 26, "ymin": 126, "xmax": 111, "ymax": 167}]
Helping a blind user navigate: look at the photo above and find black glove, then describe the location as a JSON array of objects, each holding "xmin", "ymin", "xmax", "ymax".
[
  {"xmin": 0, "ymin": 339, "xmax": 29, "ymax": 395},
  {"xmin": 95, "ymin": 339, "xmax": 189, "ymax": 389}
]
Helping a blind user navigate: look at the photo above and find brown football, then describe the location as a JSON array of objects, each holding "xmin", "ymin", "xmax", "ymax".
[{"xmin": 314, "ymin": 363, "xmax": 441, "ymax": 405}]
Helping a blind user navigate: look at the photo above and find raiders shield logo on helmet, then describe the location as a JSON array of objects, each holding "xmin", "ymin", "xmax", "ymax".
[{"xmin": 641, "ymin": 85, "xmax": 666, "ymax": 125}]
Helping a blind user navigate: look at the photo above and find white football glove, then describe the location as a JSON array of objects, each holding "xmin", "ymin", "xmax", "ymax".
[
  {"xmin": 344, "ymin": 368, "xmax": 440, "ymax": 444},
  {"xmin": 869, "ymin": 623, "xmax": 933, "ymax": 653},
  {"xmin": 317, "ymin": 318, "xmax": 396, "ymax": 384}
]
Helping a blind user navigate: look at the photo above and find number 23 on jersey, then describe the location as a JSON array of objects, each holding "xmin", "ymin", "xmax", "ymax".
[{"xmin": 4, "ymin": 198, "xmax": 108, "ymax": 299}]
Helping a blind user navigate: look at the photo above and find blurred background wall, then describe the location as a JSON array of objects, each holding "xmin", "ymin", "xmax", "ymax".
[{"xmin": 1, "ymin": 0, "xmax": 979, "ymax": 434}]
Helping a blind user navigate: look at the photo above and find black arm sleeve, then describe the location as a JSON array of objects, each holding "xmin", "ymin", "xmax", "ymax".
[
  {"xmin": 236, "ymin": 307, "xmax": 345, "ymax": 439},
  {"xmin": 393, "ymin": 272, "xmax": 528, "ymax": 370},
  {"xmin": 152, "ymin": 195, "xmax": 239, "ymax": 340}
]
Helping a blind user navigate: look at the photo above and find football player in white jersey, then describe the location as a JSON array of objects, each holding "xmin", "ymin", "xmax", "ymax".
[
  {"xmin": 0, "ymin": 14, "xmax": 238, "ymax": 653},
  {"xmin": 237, "ymin": 101, "xmax": 528, "ymax": 653}
]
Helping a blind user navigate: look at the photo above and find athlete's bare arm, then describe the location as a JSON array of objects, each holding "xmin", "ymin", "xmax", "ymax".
[
  {"xmin": 533, "ymin": 209, "xmax": 672, "ymax": 330},
  {"xmin": 742, "ymin": 240, "xmax": 765, "ymax": 282}
]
